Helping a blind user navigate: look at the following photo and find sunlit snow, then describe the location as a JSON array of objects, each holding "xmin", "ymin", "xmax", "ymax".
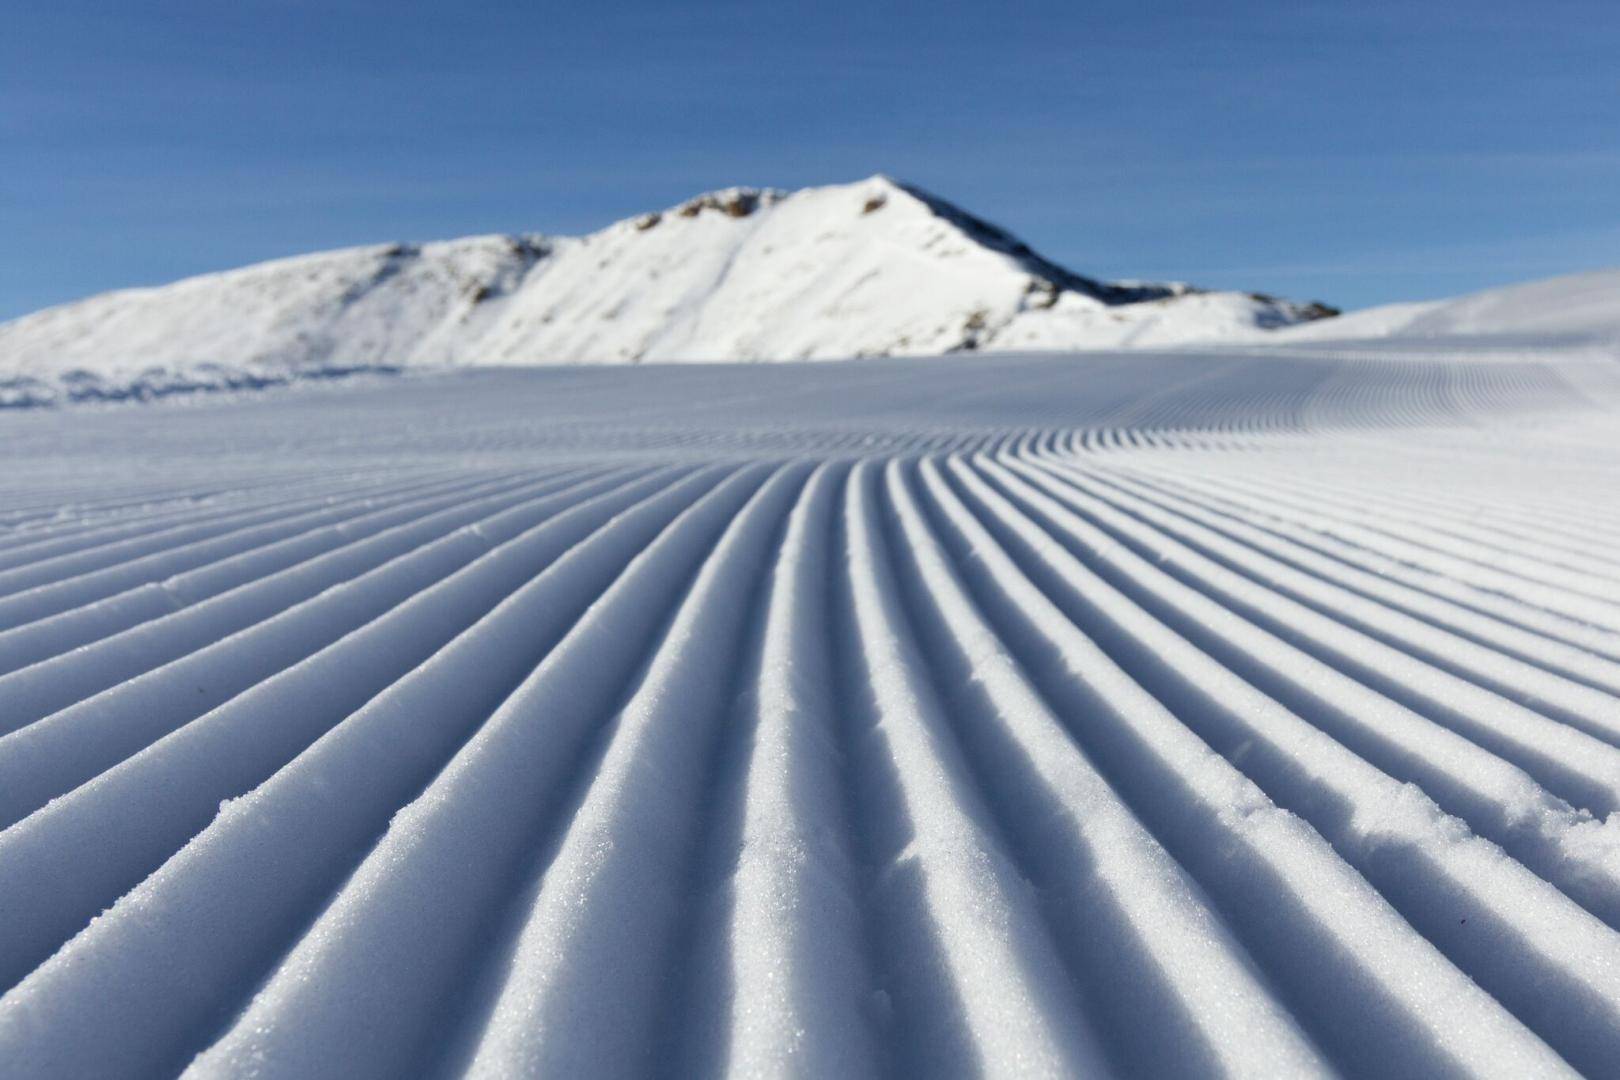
[{"xmin": 1, "ymin": 269, "xmax": 1619, "ymax": 1076}]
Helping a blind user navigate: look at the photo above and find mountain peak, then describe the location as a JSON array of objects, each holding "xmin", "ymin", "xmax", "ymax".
[
  {"xmin": 0, "ymin": 177, "xmax": 1338, "ymax": 403},
  {"xmin": 626, "ymin": 176, "xmax": 1187, "ymax": 309}
]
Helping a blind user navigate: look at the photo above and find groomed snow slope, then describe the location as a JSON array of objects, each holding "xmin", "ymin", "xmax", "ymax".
[
  {"xmin": 3, "ymin": 347, "xmax": 1620, "ymax": 1077},
  {"xmin": 0, "ymin": 177, "xmax": 1333, "ymax": 404}
]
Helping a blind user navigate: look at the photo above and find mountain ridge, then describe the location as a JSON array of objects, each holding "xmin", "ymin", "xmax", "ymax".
[{"xmin": 0, "ymin": 175, "xmax": 1340, "ymax": 404}]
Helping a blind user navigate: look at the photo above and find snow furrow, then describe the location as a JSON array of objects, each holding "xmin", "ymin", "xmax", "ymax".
[
  {"xmin": 2, "ymin": 349, "xmax": 1619, "ymax": 1077},
  {"xmin": 0, "ymin": 468, "xmax": 417, "ymax": 550},
  {"xmin": 684, "ymin": 462, "xmax": 882, "ymax": 1078},
  {"xmin": 961, "ymin": 454, "xmax": 1620, "ymax": 928},
  {"xmin": 1010, "ymin": 457, "xmax": 1620, "ymax": 817},
  {"xmin": 0, "ymin": 466, "xmax": 693, "ymax": 998},
  {"xmin": 0, "ymin": 469, "xmax": 598, "ymax": 735},
  {"xmin": 0, "ymin": 469, "xmax": 637, "ymax": 824},
  {"xmin": 0, "ymin": 467, "xmax": 730, "ymax": 1078},
  {"xmin": 883, "ymin": 457, "xmax": 1331, "ymax": 1076},
  {"xmin": 941, "ymin": 455, "xmax": 1584, "ymax": 1075},
  {"xmin": 1110, "ymin": 466, "xmax": 1620, "ymax": 665},
  {"xmin": 819, "ymin": 460, "xmax": 1112, "ymax": 1078},
  {"xmin": 0, "ymin": 469, "xmax": 556, "ymax": 655},
  {"xmin": 1166, "ymin": 463, "xmax": 1620, "ymax": 582},
  {"xmin": 1143, "ymin": 465, "xmax": 1620, "ymax": 627},
  {"xmin": 452, "ymin": 465, "xmax": 812, "ymax": 1078},
  {"xmin": 1072, "ymin": 464, "xmax": 1620, "ymax": 714},
  {"xmin": 0, "ymin": 470, "xmax": 454, "ymax": 598},
  {"xmin": 969, "ymin": 459, "xmax": 1620, "ymax": 1071},
  {"xmin": 173, "ymin": 465, "xmax": 773, "ymax": 1079}
]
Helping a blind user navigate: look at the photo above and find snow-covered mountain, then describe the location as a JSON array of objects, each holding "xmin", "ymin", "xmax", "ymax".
[
  {"xmin": 0, "ymin": 176, "xmax": 1337, "ymax": 403},
  {"xmin": 1270, "ymin": 267, "xmax": 1620, "ymax": 345}
]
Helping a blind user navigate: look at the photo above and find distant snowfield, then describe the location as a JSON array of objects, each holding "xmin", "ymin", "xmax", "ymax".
[
  {"xmin": 3, "ymin": 343, "xmax": 1620, "ymax": 1078},
  {"xmin": 1268, "ymin": 267, "xmax": 1620, "ymax": 345}
]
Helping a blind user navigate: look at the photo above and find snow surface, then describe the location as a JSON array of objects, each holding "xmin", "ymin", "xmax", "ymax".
[
  {"xmin": 1268, "ymin": 267, "xmax": 1620, "ymax": 346},
  {"xmin": 2, "ymin": 339, "xmax": 1620, "ymax": 1076},
  {"xmin": 0, "ymin": 177, "xmax": 1333, "ymax": 404}
]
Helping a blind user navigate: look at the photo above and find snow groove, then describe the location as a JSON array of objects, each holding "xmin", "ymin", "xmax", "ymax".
[{"xmin": 2, "ymin": 350, "xmax": 1619, "ymax": 1077}]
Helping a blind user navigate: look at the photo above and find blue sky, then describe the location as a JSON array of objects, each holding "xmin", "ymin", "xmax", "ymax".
[{"xmin": 3, "ymin": 0, "xmax": 1617, "ymax": 319}]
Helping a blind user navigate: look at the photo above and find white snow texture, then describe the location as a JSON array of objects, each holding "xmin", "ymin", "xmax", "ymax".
[
  {"xmin": 3, "ymin": 309, "xmax": 1620, "ymax": 1078},
  {"xmin": 0, "ymin": 177, "xmax": 1337, "ymax": 405}
]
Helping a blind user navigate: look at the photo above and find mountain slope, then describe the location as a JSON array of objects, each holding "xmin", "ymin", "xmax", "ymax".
[
  {"xmin": 1270, "ymin": 267, "xmax": 1620, "ymax": 345},
  {"xmin": 0, "ymin": 177, "xmax": 1335, "ymax": 402}
]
